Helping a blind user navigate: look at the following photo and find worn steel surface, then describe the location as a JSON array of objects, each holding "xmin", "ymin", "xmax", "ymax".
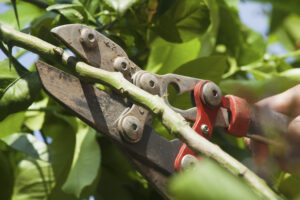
[{"xmin": 36, "ymin": 60, "xmax": 182, "ymax": 175}]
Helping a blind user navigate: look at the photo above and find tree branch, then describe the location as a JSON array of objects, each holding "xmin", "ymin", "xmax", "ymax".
[{"xmin": 0, "ymin": 24, "xmax": 281, "ymax": 200}]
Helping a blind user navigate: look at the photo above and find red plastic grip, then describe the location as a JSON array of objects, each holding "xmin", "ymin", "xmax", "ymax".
[{"xmin": 225, "ymin": 95, "xmax": 250, "ymax": 137}]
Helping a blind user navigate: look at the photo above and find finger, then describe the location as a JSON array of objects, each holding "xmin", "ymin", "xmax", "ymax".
[
  {"xmin": 286, "ymin": 116, "xmax": 300, "ymax": 145},
  {"xmin": 250, "ymin": 140, "xmax": 269, "ymax": 165},
  {"xmin": 256, "ymin": 85, "xmax": 300, "ymax": 117},
  {"xmin": 244, "ymin": 138, "xmax": 251, "ymax": 150}
]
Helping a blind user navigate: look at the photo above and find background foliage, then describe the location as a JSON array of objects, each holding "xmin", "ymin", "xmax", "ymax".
[{"xmin": 1, "ymin": 0, "xmax": 300, "ymax": 199}]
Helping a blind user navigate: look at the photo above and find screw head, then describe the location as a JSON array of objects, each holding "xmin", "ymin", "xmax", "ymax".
[
  {"xmin": 202, "ymin": 82, "xmax": 222, "ymax": 107},
  {"xmin": 200, "ymin": 124, "xmax": 209, "ymax": 135},
  {"xmin": 80, "ymin": 28, "xmax": 96, "ymax": 48},
  {"xmin": 114, "ymin": 57, "xmax": 130, "ymax": 72},
  {"xmin": 139, "ymin": 73, "xmax": 159, "ymax": 94},
  {"xmin": 121, "ymin": 116, "xmax": 142, "ymax": 143},
  {"xmin": 181, "ymin": 154, "xmax": 198, "ymax": 170}
]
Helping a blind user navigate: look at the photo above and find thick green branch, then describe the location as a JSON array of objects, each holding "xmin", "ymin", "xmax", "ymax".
[{"xmin": 0, "ymin": 24, "xmax": 280, "ymax": 200}]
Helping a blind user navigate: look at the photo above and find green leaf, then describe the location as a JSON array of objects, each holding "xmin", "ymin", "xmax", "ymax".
[
  {"xmin": 220, "ymin": 76, "xmax": 300, "ymax": 103},
  {"xmin": 103, "ymin": 0, "xmax": 139, "ymax": 15},
  {"xmin": 2, "ymin": 133, "xmax": 49, "ymax": 161},
  {"xmin": 153, "ymin": 0, "xmax": 210, "ymax": 43},
  {"xmin": 145, "ymin": 36, "xmax": 201, "ymax": 74},
  {"xmin": 0, "ymin": 59, "xmax": 19, "ymax": 93},
  {"xmin": 77, "ymin": 0, "xmax": 99, "ymax": 15},
  {"xmin": 174, "ymin": 56, "xmax": 228, "ymax": 83},
  {"xmin": 62, "ymin": 125, "xmax": 101, "ymax": 198},
  {"xmin": 47, "ymin": 4, "xmax": 89, "ymax": 24},
  {"xmin": 0, "ymin": 2, "xmax": 44, "ymax": 30},
  {"xmin": 41, "ymin": 112, "xmax": 77, "ymax": 200},
  {"xmin": 168, "ymin": 159, "xmax": 259, "ymax": 200},
  {"xmin": 10, "ymin": 0, "xmax": 20, "ymax": 29},
  {"xmin": 12, "ymin": 158, "xmax": 54, "ymax": 200},
  {"xmin": 199, "ymin": 0, "xmax": 219, "ymax": 56},
  {"xmin": 278, "ymin": 173, "xmax": 300, "ymax": 199},
  {"xmin": 0, "ymin": 112, "xmax": 25, "ymax": 139},
  {"xmin": 0, "ymin": 71, "xmax": 42, "ymax": 120},
  {"xmin": 216, "ymin": 0, "xmax": 266, "ymax": 65},
  {"xmin": 24, "ymin": 97, "xmax": 49, "ymax": 131},
  {"xmin": 30, "ymin": 12, "xmax": 59, "ymax": 45},
  {"xmin": 0, "ymin": 142, "xmax": 21, "ymax": 200}
]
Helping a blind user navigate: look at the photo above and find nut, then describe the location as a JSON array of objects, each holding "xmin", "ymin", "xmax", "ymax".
[
  {"xmin": 120, "ymin": 115, "xmax": 142, "ymax": 143},
  {"xmin": 80, "ymin": 28, "xmax": 97, "ymax": 48},
  {"xmin": 200, "ymin": 124, "xmax": 209, "ymax": 135},
  {"xmin": 181, "ymin": 154, "xmax": 198, "ymax": 170},
  {"xmin": 202, "ymin": 82, "xmax": 222, "ymax": 106},
  {"xmin": 114, "ymin": 57, "xmax": 130, "ymax": 72}
]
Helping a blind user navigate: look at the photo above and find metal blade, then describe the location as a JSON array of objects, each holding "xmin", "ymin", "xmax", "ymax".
[
  {"xmin": 51, "ymin": 24, "xmax": 127, "ymax": 71},
  {"xmin": 36, "ymin": 60, "xmax": 181, "ymax": 175},
  {"xmin": 215, "ymin": 107, "xmax": 230, "ymax": 128}
]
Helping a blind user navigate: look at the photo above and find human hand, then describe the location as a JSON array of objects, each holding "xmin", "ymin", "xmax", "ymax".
[{"xmin": 245, "ymin": 85, "xmax": 300, "ymax": 176}]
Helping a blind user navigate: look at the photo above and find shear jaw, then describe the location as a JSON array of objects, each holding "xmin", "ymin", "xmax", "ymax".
[{"xmin": 50, "ymin": 24, "xmax": 230, "ymax": 143}]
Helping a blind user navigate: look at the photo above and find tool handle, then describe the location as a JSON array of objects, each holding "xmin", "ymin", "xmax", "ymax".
[
  {"xmin": 225, "ymin": 95, "xmax": 291, "ymax": 146},
  {"xmin": 247, "ymin": 104, "xmax": 292, "ymax": 145}
]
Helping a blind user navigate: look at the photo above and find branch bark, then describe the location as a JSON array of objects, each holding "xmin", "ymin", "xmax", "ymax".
[{"xmin": 0, "ymin": 24, "xmax": 281, "ymax": 200}]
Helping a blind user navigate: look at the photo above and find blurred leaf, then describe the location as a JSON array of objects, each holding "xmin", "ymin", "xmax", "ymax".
[
  {"xmin": 220, "ymin": 76, "xmax": 300, "ymax": 103},
  {"xmin": 168, "ymin": 159, "xmax": 259, "ymax": 200},
  {"xmin": 96, "ymin": 137, "xmax": 162, "ymax": 200},
  {"xmin": 103, "ymin": 0, "xmax": 139, "ymax": 15},
  {"xmin": 62, "ymin": 125, "xmax": 101, "ymax": 198},
  {"xmin": 42, "ymin": 112, "xmax": 77, "ymax": 200},
  {"xmin": 216, "ymin": 0, "xmax": 266, "ymax": 65},
  {"xmin": 30, "ymin": 12, "xmax": 59, "ymax": 45},
  {"xmin": 2, "ymin": 133, "xmax": 49, "ymax": 161},
  {"xmin": 0, "ymin": 71, "xmax": 41, "ymax": 121},
  {"xmin": 0, "ymin": 2, "xmax": 44, "ymax": 29},
  {"xmin": 78, "ymin": 0, "xmax": 99, "ymax": 15},
  {"xmin": 153, "ymin": 0, "xmax": 210, "ymax": 43},
  {"xmin": 278, "ymin": 173, "xmax": 300, "ymax": 199},
  {"xmin": 24, "ymin": 97, "xmax": 49, "ymax": 131},
  {"xmin": 10, "ymin": 0, "xmax": 19, "ymax": 29},
  {"xmin": 0, "ymin": 142, "xmax": 22, "ymax": 200},
  {"xmin": 174, "ymin": 56, "xmax": 227, "ymax": 83},
  {"xmin": 238, "ymin": 26, "xmax": 266, "ymax": 66},
  {"xmin": 280, "ymin": 68, "xmax": 300, "ymax": 80},
  {"xmin": 145, "ymin": 36, "xmax": 201, "ymax": 74},
  {"xmin": 199, "ymin": 0, "xmax": 219, "ymax": 56},
  {"xmin": 12, "ymin": 158, "xmax": 54, "ymax": 200},
  {"xmin": 0, "ymin": 112, "xmax": 25, "ymax": 139},
  {"xmin": 47, "ymin": 4, "xmax": 92, "ymax": 24},
  {"xmin": 0, "ymin": 59, "xmax": 19, "ymax": 93}
]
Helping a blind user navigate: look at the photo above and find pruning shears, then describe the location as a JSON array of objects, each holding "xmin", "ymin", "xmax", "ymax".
[{"xmin": 35, "ymin": 24, "xmax": 290, "ymax": 198}]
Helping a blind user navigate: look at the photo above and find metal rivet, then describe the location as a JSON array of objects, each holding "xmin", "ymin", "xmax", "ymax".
[
  {"xmin": 201, "ymin": 124, "xmax": 209, "ymax": 135},
  {"xmin": 80, "ymin": 28, "xmax": 97, "ymax": 48},
  {"xmin": 120, "ymin": 116, "xmax": 142, "ymax": 143},
  {"xmin": 181, "ymin": 154, "xmax": 198, "ymax": 170},
  {"xmin": 139, "ymin": 73, "xmax": 159, "ymax": 94},
  {"xmin": 114, "ymin": 57, "xmax": 130, "ymax": 72},
  {"xmin": 202, "ymin": 82, "xmax": 222, "ymax": 106}
]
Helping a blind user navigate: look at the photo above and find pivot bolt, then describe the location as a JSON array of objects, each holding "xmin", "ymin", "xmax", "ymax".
[
  {"xmin": 139, "ymin": 73, "xmax": 159, "ymax": 94},
  {"xmin": 201, "ymin": 124, "xmax": 209, "ymax": 135},
  {"xmin": 181, "ymin": 154, "xmax": 198, "ymax": 170},
  {"xmin": 80, "ymin": 28, "xmax": 97, "ymax": 48},
  {"xmin": 114, "ymin": 57, "xmax": 130, "ymax": 72},
  {"xmin": 120, "ymin": 116, "xmax": 142, "ymax": 143},
  {"xmin": 202, "ymin": 82, "xmax": 222, "ymax": 106}
]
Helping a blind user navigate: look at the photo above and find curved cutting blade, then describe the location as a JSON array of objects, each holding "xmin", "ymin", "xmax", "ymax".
[
  {"xmin": 36, "ymin": 60, "xmax": 182, "ymax": 176},
  {"xmin": 51, "ymin": 24, "xmax": 128, "ymax": 71}
]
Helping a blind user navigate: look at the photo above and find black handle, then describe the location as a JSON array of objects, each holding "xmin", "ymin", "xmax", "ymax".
[{"xmin": 247, "ymin": 104, "xmax": 292, "ymax": 146}]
